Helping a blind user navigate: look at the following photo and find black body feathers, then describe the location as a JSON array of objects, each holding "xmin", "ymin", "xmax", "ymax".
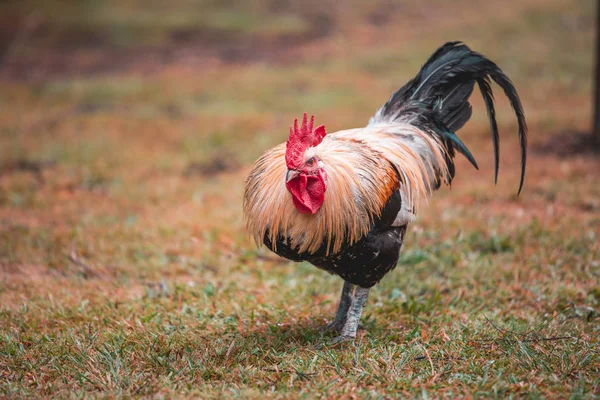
[{"xmin": 264, "ymin": 190, "xmax": 406, "ymax": 288}]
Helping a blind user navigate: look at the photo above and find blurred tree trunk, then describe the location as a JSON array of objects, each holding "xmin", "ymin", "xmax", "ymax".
[{"xmin": 594, "ymin": 0, "xmax": 600, "ymax": 145}]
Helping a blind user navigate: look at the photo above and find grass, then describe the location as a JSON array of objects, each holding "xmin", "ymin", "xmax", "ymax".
[{"xmin": 1, "ymin": 0, "xmax": 599, "ymax": 397}]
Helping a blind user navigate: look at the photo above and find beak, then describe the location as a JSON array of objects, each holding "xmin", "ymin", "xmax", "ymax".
[{"xmin": 286, "ymin": 169, "xmax": 299, "ymax": 183}]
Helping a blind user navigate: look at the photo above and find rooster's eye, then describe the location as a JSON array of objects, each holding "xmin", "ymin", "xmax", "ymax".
[{"xmin": 306, "ymin": 157, "xmax": 315, "ymax": 166}]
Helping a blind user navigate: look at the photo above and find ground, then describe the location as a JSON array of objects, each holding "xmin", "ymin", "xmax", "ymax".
[{"xmin": 0, "ymin": 0, "xmax": 599, "ymax": 398}]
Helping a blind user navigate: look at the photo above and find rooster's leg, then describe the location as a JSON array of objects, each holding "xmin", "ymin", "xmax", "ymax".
[
  {"xmin": 330, "ymin": 286, "xmax": 370, "ymax": 344},
  {"xmin": 325, "ymin": 281, "xmax": 355, "ymax": 331}
]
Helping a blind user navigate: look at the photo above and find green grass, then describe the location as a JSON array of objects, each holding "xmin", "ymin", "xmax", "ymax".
[
  {"xmin": 1, "ymin": 222, "xmax": 598, "ymax": 397},
  {"xmin": 1, "ymin": 0, "xmax": 599, "ymax": 397}
]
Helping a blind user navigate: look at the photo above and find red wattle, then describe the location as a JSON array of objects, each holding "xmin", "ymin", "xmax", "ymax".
[{"xmin": 285, "ymin": 172, "xmax": 326, "ymax": 214}]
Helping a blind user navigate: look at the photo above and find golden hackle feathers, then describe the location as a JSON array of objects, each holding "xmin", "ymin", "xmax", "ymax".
[{"xmin": 243, "ymin": 123, "xmax": 450, "ymax": 255}]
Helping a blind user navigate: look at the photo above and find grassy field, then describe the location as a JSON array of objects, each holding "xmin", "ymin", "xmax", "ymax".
[{"xmin": 1, "ymin": 0, "xmax": 599, "ymax": 397}]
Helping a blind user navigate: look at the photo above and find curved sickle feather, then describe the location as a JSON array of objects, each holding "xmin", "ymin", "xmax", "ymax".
[
  {"xmin": 477, "ymin": 77, "xmax": 500, "ymax": 184},
  {"xmin": 488, "ymin": 69, "xmax": 528, "ymax": 194}
]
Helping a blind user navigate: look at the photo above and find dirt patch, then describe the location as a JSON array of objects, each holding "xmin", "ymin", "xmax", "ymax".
[
  {"xmin": 367, "ymin": 2, "xmax": 406, "ymax": 26},
  {"xmin": 183, "ymin": 153, "xmax": 240, "ymax": 177},
  {"xmin": 533, "ymin": 131, "xmax": 600, "ymax": 158},
  {"xmin": 0, "ymin": 159, "xmax": 56, "ymax": 184},
  {"xmin": 0, "ymin": 12, "xmax": 334, "ymax": 81}
]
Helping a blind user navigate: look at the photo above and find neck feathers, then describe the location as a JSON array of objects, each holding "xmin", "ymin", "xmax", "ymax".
[{"xmin": 243, "ymin": 125, "xmax": 448, "ymax": 255}]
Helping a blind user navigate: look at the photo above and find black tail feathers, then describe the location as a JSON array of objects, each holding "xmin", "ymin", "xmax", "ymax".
[{"xmin": 370, "ymin": 41, "xmax": 528, "ymax": 194}]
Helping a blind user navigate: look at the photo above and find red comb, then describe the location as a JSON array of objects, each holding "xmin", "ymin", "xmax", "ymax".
[{"xmin": 285, "ymin": 113, "xmax": 326, "ymax": 170}]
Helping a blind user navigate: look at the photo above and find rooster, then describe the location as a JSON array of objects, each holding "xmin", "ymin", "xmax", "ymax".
[{"xmin": 243, "ymin": 42, "xmax": 527, "ymax": 343}]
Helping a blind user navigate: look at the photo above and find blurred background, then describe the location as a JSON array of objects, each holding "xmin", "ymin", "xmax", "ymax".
[{"xmin": 0, "ymin": 0, "xmax": 598, "ymax": 397}]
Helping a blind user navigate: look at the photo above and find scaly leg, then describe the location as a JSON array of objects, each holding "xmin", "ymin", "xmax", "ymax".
[
  {"xmin": 324, "ymin": 281, "xmax": 355, "ymax": 332},
  {"xmin": 330, "ymin": 286, "xmax": 370, "ymax": 344}
]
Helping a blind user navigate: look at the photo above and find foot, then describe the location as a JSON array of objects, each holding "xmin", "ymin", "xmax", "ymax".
[
  {"xmin": 318, "ymin": 287, "xmax": 371, "ymax": 347},
  {"xmin": 337, "ymin": 287, "xmax": 370, "ymax": 340},
  {"xmin": 321, "ymin": 319, "xmax": 346, "ymax": 332},
  {"xmin": 328, "ymin": 335, "xmax": 354, "ymax": 345},
  {"xmin": 325, "ymin": 281, "xmax": 355, "ymax": 333}
]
